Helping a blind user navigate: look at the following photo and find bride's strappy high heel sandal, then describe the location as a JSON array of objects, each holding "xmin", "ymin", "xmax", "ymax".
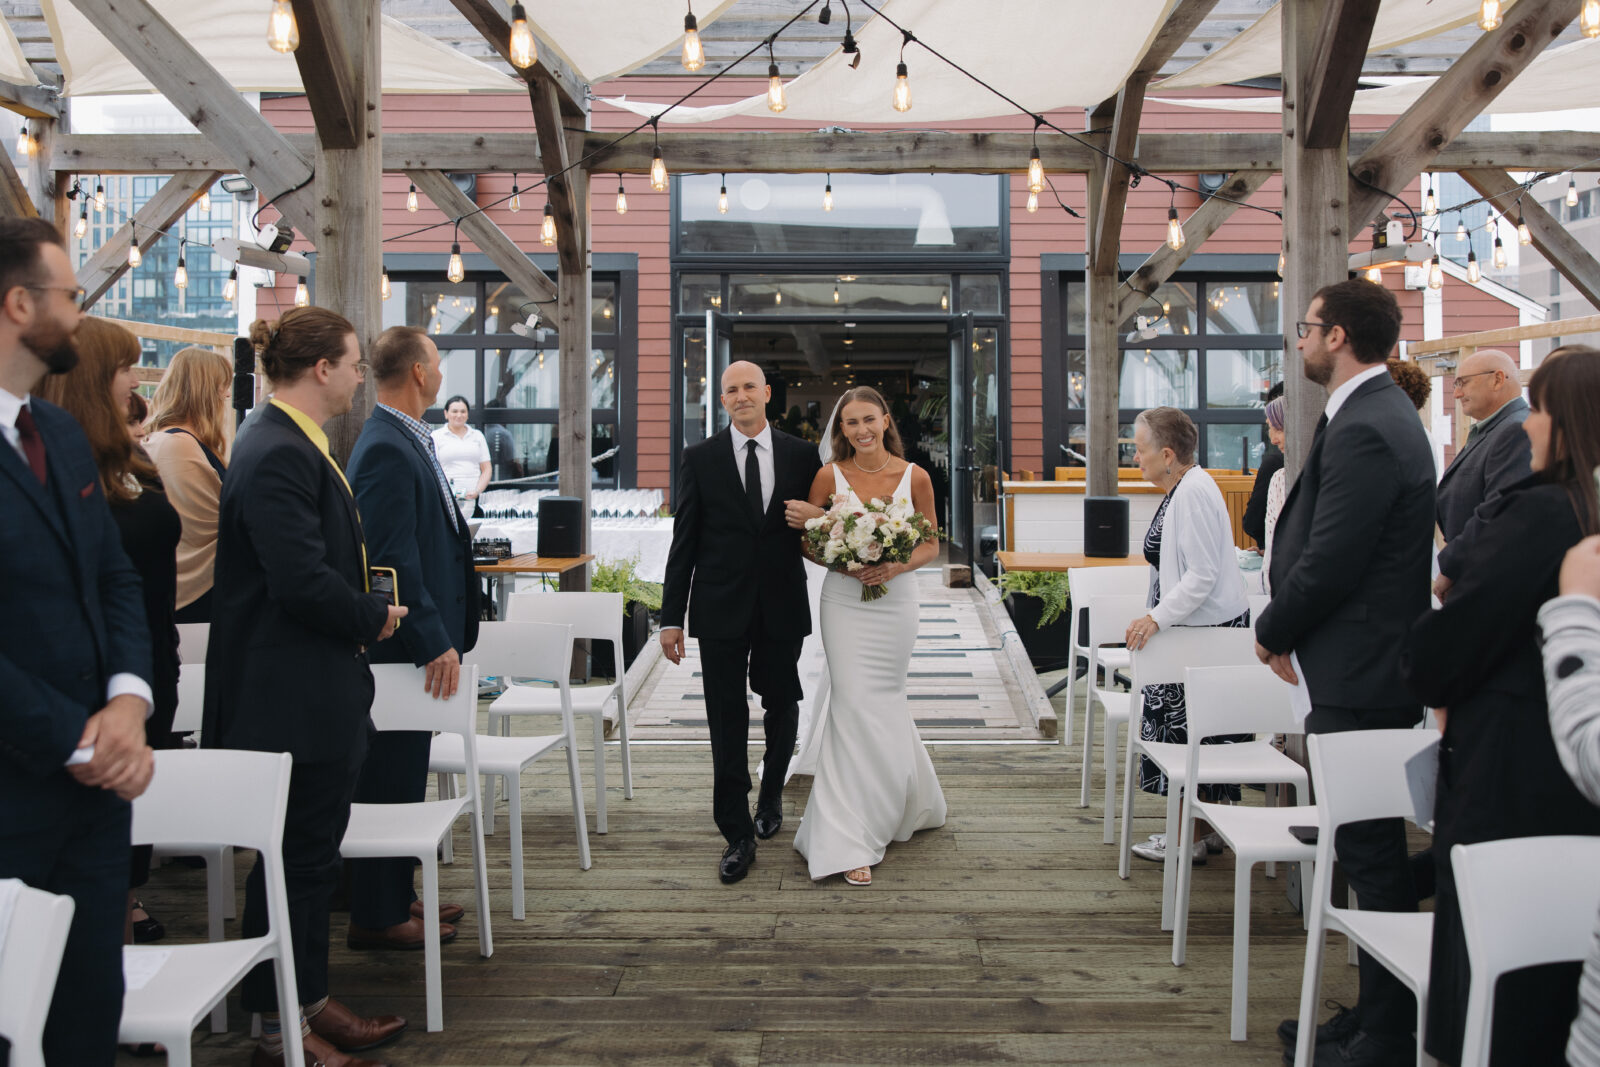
[{"xmin": 844, "ymin": 866, "xmax": 872, "ymax": 886}]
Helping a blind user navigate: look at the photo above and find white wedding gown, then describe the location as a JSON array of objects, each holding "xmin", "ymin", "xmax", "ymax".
[{"xmin": 792, "ymin": 463, "xmax": 947, "ymax": 880}]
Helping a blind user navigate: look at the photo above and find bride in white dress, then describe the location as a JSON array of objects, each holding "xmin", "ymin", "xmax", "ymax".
[{"xmin": 789, "ymin": 387, "xmax": 946, "ymax": 886}]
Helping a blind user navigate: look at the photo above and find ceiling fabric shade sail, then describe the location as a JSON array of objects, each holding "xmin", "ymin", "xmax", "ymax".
[
  {"xmin": 525, "ymin": 0, "xmax": 741, "ymax": 84},
  {"xmin": 43, "ymin": 1, "xmax": 522, "ymax": 95},
  {"xmin": 1156, "ymin": 35, "xmax": 1600, "ymax": 116},
  {"xmin": 1156, "ymin": 0, "xmax": 1525, "ymax": 90},
  {"xmin": 598, "ymin": 0, "xmax": 1177, "ymax": 125},
  {"xmin": 0, "ymin": 16, "xmax": 35, "ymax": 84}
]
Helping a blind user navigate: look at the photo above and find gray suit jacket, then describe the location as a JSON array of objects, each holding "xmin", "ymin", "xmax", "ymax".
[{"xmin": 1436, "ymin": 396, "xmax": 1531, "ymax": 580}]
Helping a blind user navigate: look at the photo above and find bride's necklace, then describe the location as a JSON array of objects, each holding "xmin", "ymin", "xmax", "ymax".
[{"xmin": 852, "ymin": 453, "xmax": 892, "ymax": 474}]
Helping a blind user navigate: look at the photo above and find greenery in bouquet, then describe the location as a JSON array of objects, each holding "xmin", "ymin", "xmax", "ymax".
[
  {"xmin": 803, "ymin": 492, "xmax": 938, "ymax": 602},
  {"xmin": 590, "ymin": 554, "xmax": 663, "ymax": 611},
  {"xmin": 995, "ymin": 569, "xmax": 1070, "ymax": 628}
]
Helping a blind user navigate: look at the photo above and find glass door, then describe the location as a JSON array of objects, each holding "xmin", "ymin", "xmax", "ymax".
[
  {"xmin": 946, "ymin": 313, "xmax": 974, "ymax": 564},
  {"xmin": 705, "ymin": 310, "xmax": 734, "ymax": 439}
]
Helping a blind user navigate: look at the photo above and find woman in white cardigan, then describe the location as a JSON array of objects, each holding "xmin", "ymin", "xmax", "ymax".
[{"xmin": 1122, "ymin": 407, "xmax": 1250, "ymax": 865}]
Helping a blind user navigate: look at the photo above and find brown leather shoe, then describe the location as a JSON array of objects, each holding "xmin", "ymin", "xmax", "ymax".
[
  {"xmin": 346, "ymin": 914, "xmax": 457, "ymax": 951},
  {"xmin": 410, "ymin": 899, "xmax": 465, "ymax": 924},
  {"xmin": 306, "ymin": 997, "xmax": 407, "ymax": 1053},
  {"xmin": 250, "ymin": 1030, "xmax": 389, "ymax": 1066}
]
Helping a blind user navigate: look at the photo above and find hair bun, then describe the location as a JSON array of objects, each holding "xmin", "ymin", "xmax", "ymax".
[{"xmin": 248, "ymin": 318, "xmax": 280, "ymax": 352}]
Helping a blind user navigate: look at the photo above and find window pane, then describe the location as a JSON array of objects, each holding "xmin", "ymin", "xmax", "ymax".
[
  {"xmin": 385, "ymin": 281, "xmax": 479, "ymax": 337},
  {"xmin": 484, "ymin": 346, "xmax": 557, "ymax": 409},
  {"xmin": 589, "ymin": 349, "xmax": 616, "ymax": 408},
  {"xmin": 729, "ymin": 272, "xmax": 950, "ymax": 315},
  {"xmin": 1206, "ymin": 349, "xmax": 1281, "ymax": 409},
  {"xmin": 592, "ymin": 279, "xmax": 618, "ymax": 334},
  {"xmin": 1066, "ymin": 349, "xmax": 1085, "ymax": 410},
  {"xmin": 1121, "ymin": 281, "xmax": 1198, "ymax": 337},
  {"xmin": 679, "ymin": 173, "xmax": 1003, "ymax": 255},
  {"xmin": 1119, "ymin": 349, "xmax": 1197, "ymax": 409},
  {"xmin": 679, "ymin": 273, "xmax": 722, "ymax": 313},
  {"xmin": 682, "ymin": 327, "xmax": 709, "ymax": 446},
  {"xmin": 478, "ymin": 422, "xmax": 551, "ymax": 481},
  {"xmin": 430, "ymin": 349, "xmax": 479, "ymax": 412},
  {"xmin": 1204, "ymin": 281, "xmax": 1281, "ymax": 335},
  {"xmin": 959, "ymin": 274, "xmax": 1001, "ymax": 314},
  {"xmin": 1206, "ymin": 422, "xmax": 1267, "ymax": 471}
]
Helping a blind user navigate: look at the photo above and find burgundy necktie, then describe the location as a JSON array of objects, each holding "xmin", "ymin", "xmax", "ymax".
[{"xmin": 14, "ymin": 404, "xmax": 46, "ymax": 485}]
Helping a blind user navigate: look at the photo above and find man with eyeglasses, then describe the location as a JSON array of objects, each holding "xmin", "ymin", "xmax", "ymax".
[
  {"xmin": 0, "ymin": 218, "xmax": 155, "ymax": 1064},
  {"xmin": 1257, "ymin": 279, "xmax": 1436, "ymax": 1067},
  {"xmin": 1433, "ymin": 349, "xmax": 1530, "ymax": 601}
]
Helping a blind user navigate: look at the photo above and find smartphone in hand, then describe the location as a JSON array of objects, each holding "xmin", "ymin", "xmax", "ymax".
[{"xmin": 370, "ymin": 566, "xmax": 399, "ymax": 606}]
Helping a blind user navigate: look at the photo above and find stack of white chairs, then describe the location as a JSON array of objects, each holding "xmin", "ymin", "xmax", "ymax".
[
  {"xmin": 343, "ymin": 664, "xmax": 493, "ymax": 1032},
  {"xmin": 0, "ymin": 882, "xmax": 75, "ymax": 1067},
  {"xmin": 1169, "ymin": 664, "xmax": 1317, "ymax": 1041},
  {"xmin": 1061, "ymin": 564, "xmax": 1149, "ymax": 748},
  {"xmin": 1079, "ymin": 593, "xmax": 1155, "ymax": 843},
  {"xmin": 121, "ymin": 749, "xmax": 303, "ymax": 1067},
  {"xmin": 433, "ymin": 621, "xmax": 591, "ymax": 923},
  {"xmin": 1291, "ymin": 730, "xmax": 1438, "ymax": 1067}
]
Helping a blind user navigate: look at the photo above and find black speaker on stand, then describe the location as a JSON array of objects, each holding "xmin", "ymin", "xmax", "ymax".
[
  {"xmin": 1083, "ymin": 496, "xmax": 1130, "ymax": 558},
  {"xmin": 537, "ymin": 496, "xmax": 584, "ymax": 558},
  {"xmin": 232, "ymin": 337, "xmax": 255, "ymax": 429}
]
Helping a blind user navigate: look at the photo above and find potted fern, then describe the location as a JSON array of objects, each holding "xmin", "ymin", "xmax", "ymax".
[
  {"xmin": 995, "ymin": 569, "xmax": 1072, "ymax": 670},
  {"xmin": 589, "ymin": 555, "xmax": 663, "ymax": 676}
]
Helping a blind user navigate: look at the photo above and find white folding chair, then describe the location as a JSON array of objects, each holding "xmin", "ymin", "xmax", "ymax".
[
  {"xmin": 490, "ymin": 591, "xmax": 633, "ymax": 834},
  {"xmin": 0, "ymin": 882, "xmax": 74, "ymax": 1067},
  {"xmin": 121, "ymin": 749, "xmax": 303, "ymax": 1067},
  {"xmin": 153, "ymin": 663, "xmax": 236, "ymax": 944},
  {"xmin": 175, "ymin": 621, "xmax": 208, "ymax": 665},
  {"xmin": 343, "ymin": 664, "xmax": 493, "ymax": 1032},
  {"xmin": 1115, "ymin": 627, "xmax": 1266, "ymax": 928},
  {"xmin": 433, "ymin": 622, "xmax": 591, "ymax": 922},
  {"xmin": 1453, "ymin": 836, "xmax": 1600, "ymax": 1067},
  {"xmin": 1078, "ymin": 594, "xmax": 1152, "ymax": 844},
  {"xmin": 1170, "ymin": 665, "xmax": 1317, "ymax": 1041},
  {"xmin": 1062, "ymin": 565, "xmax": 1149, "ymax": 748},
  {"xmin": 1247, "ymin": 594, "xmax": 1270, "ymax": 618},
  {"xmin": 1292, "ymin": 730, "xmax": 1438, "ymax": 1067}
]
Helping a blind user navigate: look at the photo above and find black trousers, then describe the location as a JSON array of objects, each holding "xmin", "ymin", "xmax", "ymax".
[
  {"xmin": 347, "ymin": 729, "xmax": 431, "ymax": 928},
  {"xmin": 1307, "ymin": 702, "xmax": 1424, "ymax": 1039},
  {"xmin": 240, "ymin": 742, "xmax": 365, "ymax": 1012},
  {"xmin": 698, "ymin": 618, "xmax": 804, "ymax": 845},
  {"xmin": 0, "ymin": 775, "xmax": 130, "ymax": 1067}
]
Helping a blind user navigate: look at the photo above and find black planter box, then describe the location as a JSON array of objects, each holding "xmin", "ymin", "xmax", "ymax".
[
  {"xmin": 590, "ymin": 600, "xmax": 650, "ymax": 679},
  {"xmin": 1005, "ymin": 593, "xmax": 1074, "ymax": 672}
]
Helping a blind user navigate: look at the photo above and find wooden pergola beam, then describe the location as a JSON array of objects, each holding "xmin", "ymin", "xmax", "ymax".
[
  {"xmin": 79, "ymin": 170, "xmax": 221, "ymax": 309},
  {"xmin": 1302, "ymin": 0, "xmax": 1383, "ymax": 149},
  {"xmin": 447, "ymin": 0, "xmax": 586, "ymax": 118},
  {"xmin": 1347, "ymin": 0, "xmax": 1580, "ymax": 232},
  {"xmin": 48, "ymin": 130, "xmax": 1600, "ymax": 177},
  {"xmin": 1116, "ymin": 169, "xmax": 1273, "ymax": 322},
  {"xmin": 0, "ymin": 78, "xmax": 58, "ymax": 120},
  {"xmin": 526, "ymin": 73, "xmax": 583, "ymax": 276},
  {"xmin": 63, "ymin": 0, "xmax": 317, "ymax": 239},
  {"xmin": 405, "ymin": 169, "xmax": 557, "ymax": 305},
  {"xmin": 1460, "ymin": 168, "xmax": 1600, "ymax": 311},
  {"xmin": 289, "ymin": 0, "xmax": 359, "ymax": 151},
  {"xmin": 0, "ymin": 147, "xmax": 37, "ymax": 217}
]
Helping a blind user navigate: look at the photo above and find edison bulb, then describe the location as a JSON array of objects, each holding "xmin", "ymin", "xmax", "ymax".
[
  {"xmin": 1166, "ymin": 208, "xmax": 1185, "ymax": 251},
  {"xmin": 822, "ymin": 183, "xmax": 833, "ymax": 212},
  {"xmin": 379, "ymin": 270, "xmax": 390, "ymax": 301},
  {"xmin": 1517, "ymin": 217, "xmax": 1532, "ymax": 245},
  {"xmin": 508, "ymin": 4, "xmax": 536, "ymax": 68},
  {"xmin": 1027, "ymin": 148, "xmax": 1044, "ymax": 194},
  {"xmin": 127, "ymin": 242, "xmax": 142, "ymax": 268},
  {"xmin": 1478, "ymin": 0, "xmax": 1502, "ymax": 30},
  {"xmin": 94, "ymin": 183, "xmax": 105, "ymax": 213},
  {"xmin": 1569, "ymin": 179, "xmax": 1581, "ymax": 208},
  {"xmin": 615, "ymin": 183, "xmax": 628, "ymax": 215},
  {"xmin": 650, "ymin": 148, "xmax": 668, "ymax": 192},
  {"xmin": 1585, "ymin": 0, "xmax": 1600, "ymax": 38},
  {"xmin": 1493, "ymin": 236, "xmax": 1507, "ymax": 270},
  {"xmin": 1456, "ymin": 218, "xmax": 1468, "ymax": 241},
  {"xmin": 447, "ymin": 242, "xmax": 465, "ymax": 284},
  {"xmin": 767, "ymin": 64, "xmax": 787, "ymax": 113},
  {"xmin": 1427, "ymin": 255, "xmax": 1443, "ymax": 291},
  {"xmin": 223, "ymin": 268, "xmax": 238, "ymax": 303},
  {"xmin": 173, "ymin": 258, "xmax": 188, "ymax": 290},
  {"xmin": 541, "ymin": 204, "xmax": 556, "ymax": 246},
  {"xmin": 1277, "ymin": 249, "xmax": 1285, "ymax": 278},
  {"xmin": 509, "ymin": 183, "xmax": 521, "ymax": 213},
  {"xmin": 717, "ymin": 183, "xmax": 728, "ymax": 214},
  {"xmin": 1466, "ymin": 251, "xmax": 1481, "ymax": 284},
  {"xmin": 1026, "ymin": 190, "xmax": 1038, "ymax": 213},
  {"xmin": 198, "ymin": 190, "xmax": 210, "ymax": 213},
  {"xmin": 1423, "ymin": 186, "xmax": 1437, "ymax": 216},
  {"xmin": 406, "ymin": 184, "xmax": 418, "ymax": 212},
  {"xmin": 267, "ymin": 0, "xmax": 299, "ymax": 53},
  {"xmin": 681, "ymin": 13, "xmax": 704, "ymax": 71},
  {"xmin": 1365, "ymin": 265, "xmax": 1383, "ymax": 284},
  {"xmin": 294, "ymin": 280, "xmax": 309, "ymax": 307},
  {"xmin": 892, "ymin": 62, "xmax": 912, "ymax": 112},
  {"xmin": 74, "ymin": 211, "xmax": 87, "ymax": 240}
]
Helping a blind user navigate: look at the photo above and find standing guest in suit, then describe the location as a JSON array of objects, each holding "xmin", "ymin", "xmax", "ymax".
[
  {"xmin": 660, "ymin": 360, "xmax": 822, "ymax": 883},
  {"xmin": 0, "ymin": 217, "xmax": 155, "ymax": 1066},
  {"xmin": 1255, "ymin": 279, "xmax": 1436, "ymax": 1067},
  {"xmin": 204, "ymin": 307, "xmax": 409, "ymax": 1067},
  {"xmin": 1402, "ymin": 345, "xmax": 1600, "ymax": 1067},
  {"xmin": 1432, "ymin": 349, "xmax": 1530, "ymax": 601},
  {"xmin": 37, "ymin": 318, "xmax": 182, "ymax": 950},
  {"xmin": 145, "ymin": 345, "xmax": 232, "ymax": 623},
  {"xmin": 346, "ymin": 326, "xmax": 479, "ymax": 950}
]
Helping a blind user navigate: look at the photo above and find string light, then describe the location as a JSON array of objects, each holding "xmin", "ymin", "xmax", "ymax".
[
  {"xmin": 1277, "ymin": 249, "xmax": 1285, "ymax": 278},
  {"xmin": 509, "ymin": 173, "xmax": 521, "ymax": 213},
  {"xmin": 508, "ymin": 3, "xmax": 536, "ymax": 68},
  {"xmin": 1026, "ymin": 190, "xmax": 1038, "ymax": 213},
  {"xmin": 173, "ymin": 238, "xmax": 188, "ymax": 290},
  {"xmin": 406, "ymin": 183, "xmax": 418, "ymax": 212},
  {"xmin": 1517, "ymin": 213, "xmax": 1532, "ymax": 245},
  {"xmin": 892, "ymin": 60, "xmax": 912, "ymax": 112},
  {"xmin": 717, "ymin": 173, "xmax": 728, "ymax": 214},
  {"xmin": 774, "ymin": 290, "xmax": 782, "ymax": 306},
  {"xmin": 266, "ymin": 0, "xmax": 299, "ymax": 53},
  {"xmin": 833, "ymin": 285, "xmax": 840, "ymax": 303},
  {"xmin": 1477, "ymin": 0, "xmax": 1502, "ymax": 30},
  {"xmin": 1427, "ymin": 253, "xmax": 1444, "ymax": 291},
  {"xmin": 94, "ymin": 180, "xmax": 105, "ymax": 214},
  {"xmin": 127, "ymin": 222, "xmax": 141, "ymax": 268},
  {"xmin": 1365, "ymin": 266, "xmax": 1383, "ymax": 284},
  {"xmin": 1466, "ymin": 249, "xmax": 1481, "ymax": 284},
  {"xmin": 822, "ymin": 174, "xmax": 833, "ymax": 212},
  {"xmin": 74, "ymin": 207, "xmax": 87, "ymax": 240},
  {"xmin": 1456, "ymin": 216, "xmax": 1468, "ymax": 242},
  {"xmin": 767, "ymin": 41, "xmax": 787, "ymax": 112},
  {"xmin": 447, "ymin": 221, "xmax": 465, "ymax": 283},
  {"xmin": 1027, "ymin": 148, "xmax": 1045, "ymax": 196},
  {"xmin": 541, "ymin": 202, "xmax": 556, "ymax": 246},
  {"xmin": 681, "ymin": 2, "xmax": 704, "ymax": 71},
  {"xmin": 650, "ymin": 126, "xmax": 668, "ymax": 192},
  {"xmin": 294, "ymin": 279, "xmax": 309, "ymax": 307},
  {"xmin": 1493, "ymin": 235, "xmax": 1508, "ymax": 270},
  {"xmin": 940, "ymin": 292, "xmax": 949, "ymax": 310},
  {"xmin": 1585, "ymin": 0, "xmax": 1600, "ymax": 38},
  {"xmin": 1569, "ymin": 178, "xmax": 1581, "ymax": 208},
  {"xmin": 615, "ymin": 175, "xmax": 628, "ymax": 215},
  {"xmin": 223, "ymin": 267, "xmax": 238, "ymax": 303},
  {"xmin": 1166, "ymin": 205, "xmax": 1185, "ymax": 251},
  {"xmin": 15, "ymin": 123, "xmax": 34, "ymax": 158},
  {"xmin": 1423, "ymin": 182, "xmax": 1437, "ymax": 216}
]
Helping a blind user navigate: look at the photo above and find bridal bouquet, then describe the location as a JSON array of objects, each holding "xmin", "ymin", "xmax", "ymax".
[{"xmin": 803, "ymin": 493, "xmax": 938, "ymax": 601}]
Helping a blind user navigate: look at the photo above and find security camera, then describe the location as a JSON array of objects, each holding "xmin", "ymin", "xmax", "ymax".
[
  {"xmin": 510, "ymin": 311, "xmax": 546, "ymax": 345},
  {"xmin": 257, "ymin": 224, "xmax": 295, "ymax": 254}
]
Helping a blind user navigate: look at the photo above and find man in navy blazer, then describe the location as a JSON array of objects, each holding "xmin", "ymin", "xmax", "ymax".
[
  {"xmin": 345, "ymin": 325, "xmax": 479, "ymax": 949},
  {"xmin": 0, "ymin": 218, "xmax": 155, "ymax": 1065}
]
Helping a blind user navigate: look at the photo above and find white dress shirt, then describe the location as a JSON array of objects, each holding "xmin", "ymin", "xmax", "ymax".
[
  {"xmin": 730, "ymin": 420, "xmax": 775, "ymax": 514},
  {"xmin": 1324, "ymin": 363, "xmax": 1389, "ymax": 424},
  {"xmin": 0, "ymin": 385, "xmax": 29, "ymax": 465}
]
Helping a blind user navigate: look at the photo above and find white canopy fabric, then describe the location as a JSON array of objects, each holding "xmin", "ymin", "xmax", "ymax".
[
  {"xmin": 1155, "ymin": 0, "xmax": 1521, "ymax": 91},
  {"xmin": 43, "ymin": 1, "xmax": 522, "ymax": 96},
  {"xmin": 526, "ymin": 0, "xmax": 742, "ymax": 85},
  {"xmin": 0, "ymin": 16, "xmax": 33, "ymax": 85},
  {"xmin": 599, "ymin": 0, "xmax": 1176, "ymax": 125},
  {"xmin": 1156, "ymin": 35, "xmax": 1600, "ymax": 116}
]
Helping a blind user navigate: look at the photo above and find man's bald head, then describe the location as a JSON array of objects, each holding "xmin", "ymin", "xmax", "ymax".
[
  {"xmin": 720, "ymin": 359, "xmax": 771, "ymax": 435},
  {"xmin": 1454, "ymin": 348, "xmax": 1523, "ymax": 420},
  {"xmin": 721, "ymin": 360, "xmax": 766, "ymax": 391}
]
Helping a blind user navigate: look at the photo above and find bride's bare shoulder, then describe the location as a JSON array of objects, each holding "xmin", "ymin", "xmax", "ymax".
[{"xmin": 808, "ymin": 464, "xmax": 837, "ymax": 502}]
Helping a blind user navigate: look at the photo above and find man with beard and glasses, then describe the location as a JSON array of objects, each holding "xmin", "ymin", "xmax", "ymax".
[{"xmin": 0, "ymin": 217, "xmax": 156, "ymax": 1065}]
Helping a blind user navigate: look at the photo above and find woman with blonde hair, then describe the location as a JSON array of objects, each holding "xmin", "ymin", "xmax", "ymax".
[{"xmin": 144, "ymin": 345, "xmax": 230, "ymax": 623}]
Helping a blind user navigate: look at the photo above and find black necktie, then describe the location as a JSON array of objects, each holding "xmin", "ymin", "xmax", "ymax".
[
  {"xmin": 14, "ymin": 404, "xmax": 46, "ymax": 485},
  {"xmin": 1313, "ymin": 413, "xmax": 1329, "ymax": 439},
  {"xmin": 744, "ymin": 439, "xmax": 763, "ymax": 519}
]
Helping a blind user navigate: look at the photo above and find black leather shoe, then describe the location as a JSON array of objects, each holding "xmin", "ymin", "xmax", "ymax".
[
  {"xmin": 1278, "ymin": 1002, "xmax": 1358, "ymax": 1048},
  {"xmin": 754, "ymin": 808, "xmax": 782, "ymax": 840},
  {"xmin": 719, "ymin": 838, "xmax": 756, "ymax": 884},
  {"xmin": 1282, "ymin": 1028, "xmax": 1415, "ymax": 1067}
]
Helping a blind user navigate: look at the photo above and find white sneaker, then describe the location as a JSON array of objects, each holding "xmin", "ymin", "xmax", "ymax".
[{"xmin": 1131, "ymin": 833, "xmax": 1207, "ymax": 864}]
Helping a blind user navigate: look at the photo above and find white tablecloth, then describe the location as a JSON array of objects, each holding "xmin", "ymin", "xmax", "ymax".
[{"xmin": 476, "ymin": 519, "xmax": 675, "ymax": 584}]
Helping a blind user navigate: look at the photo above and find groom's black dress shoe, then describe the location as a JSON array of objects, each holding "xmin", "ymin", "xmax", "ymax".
[
  {"xmin": 719, "ymin": 838, "xmax": 756, "ymax": 884},
  {"xmin": 754, "ymin": 808, "xmax": 783, "ymax": 840}
]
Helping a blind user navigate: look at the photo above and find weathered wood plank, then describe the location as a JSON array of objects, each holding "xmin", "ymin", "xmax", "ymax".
[
  {"xmin": 446, "ymin": 0, "xmax": 587, "ymax": 118},
  {"xmin": 1302, "ymin": 0, "xmax": 1383, "ymax": 149},
  {"xmin": 1460, "ymin": 167, "xmax": 1600, "ymax": 311},
  {"xmin": 288, "ymin": 0, "xmax": 359, "ymax": 151},
  {"xmin": 0, "ymin": 76, "xmax": 57, "ymax": 119},
  {"xmin": 0, "ymin": 141, "xmax": 36, "ymax": 217}
]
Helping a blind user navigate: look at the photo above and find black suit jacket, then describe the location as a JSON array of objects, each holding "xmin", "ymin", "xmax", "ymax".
[
  {"xmin": 202, "ymin": 402, "xmax": 389, "ymax": 764},
  {"xmin": 347, "ymin": 406, "xmax": 479, "ymax": 665},
  {"xmin": 1241, "ymin": 445, "xmax": 1283, "ymax": 547},
  {"xmin": 1435, "ymin": 396, "xmax": 1531, "ymax": 580},
  {"xmin": 662, "ymin": 426, "xmax": 822, "ymax": 641},
  {"xmin": 0, "ymin": 397, "xmax": 151, "ymax": 779},
  {"xmin": 1256, "ymin": 374, "xmax": 1436, "ymax": 708}
]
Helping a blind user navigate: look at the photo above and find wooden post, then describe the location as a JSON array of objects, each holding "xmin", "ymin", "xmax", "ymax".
[
  {"xmin": 309, "ymin": 0, "xmax": 382, "ymax": 464},
  {"xmin": 557, "ymin": 152, "xmax": 591, "ymax": 591},
  {"xmin": 1084, "ymin": 161, "xmax": 1120, "ymax": 498}
]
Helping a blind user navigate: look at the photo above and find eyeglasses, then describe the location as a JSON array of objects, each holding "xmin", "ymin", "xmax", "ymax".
[
  {"xmin": 23, "ymin": 284, "xmax": 86, "ymax": 305},
  {"xmin": 1452, "ymin": 370, "xmax": 1499, "ymax": 387},
  {"xmin": 1294, "ymin": 320, "xmax": 1335, "ymax": 339}
]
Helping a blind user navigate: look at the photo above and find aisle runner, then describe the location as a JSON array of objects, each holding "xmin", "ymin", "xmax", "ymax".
[{"xmin": 631, "ymin": 569, "xmax": 1045, "ymax": 741}]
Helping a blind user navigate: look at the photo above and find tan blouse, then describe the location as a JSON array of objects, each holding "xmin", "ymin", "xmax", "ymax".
[{"xmin": 144, "ymin": 429, "xmax": 223, "ymax": 609}]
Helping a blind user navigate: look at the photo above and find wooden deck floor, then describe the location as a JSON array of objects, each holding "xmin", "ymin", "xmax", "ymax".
[{"xmin": 131, "ymin": 697, "xmax": 1366, "ymax": 1067}]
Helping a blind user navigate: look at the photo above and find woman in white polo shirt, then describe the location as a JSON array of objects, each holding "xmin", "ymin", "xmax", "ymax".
[{"xmin": 431, "ymin": 395, "xmax": 491, "ymax": 514}]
